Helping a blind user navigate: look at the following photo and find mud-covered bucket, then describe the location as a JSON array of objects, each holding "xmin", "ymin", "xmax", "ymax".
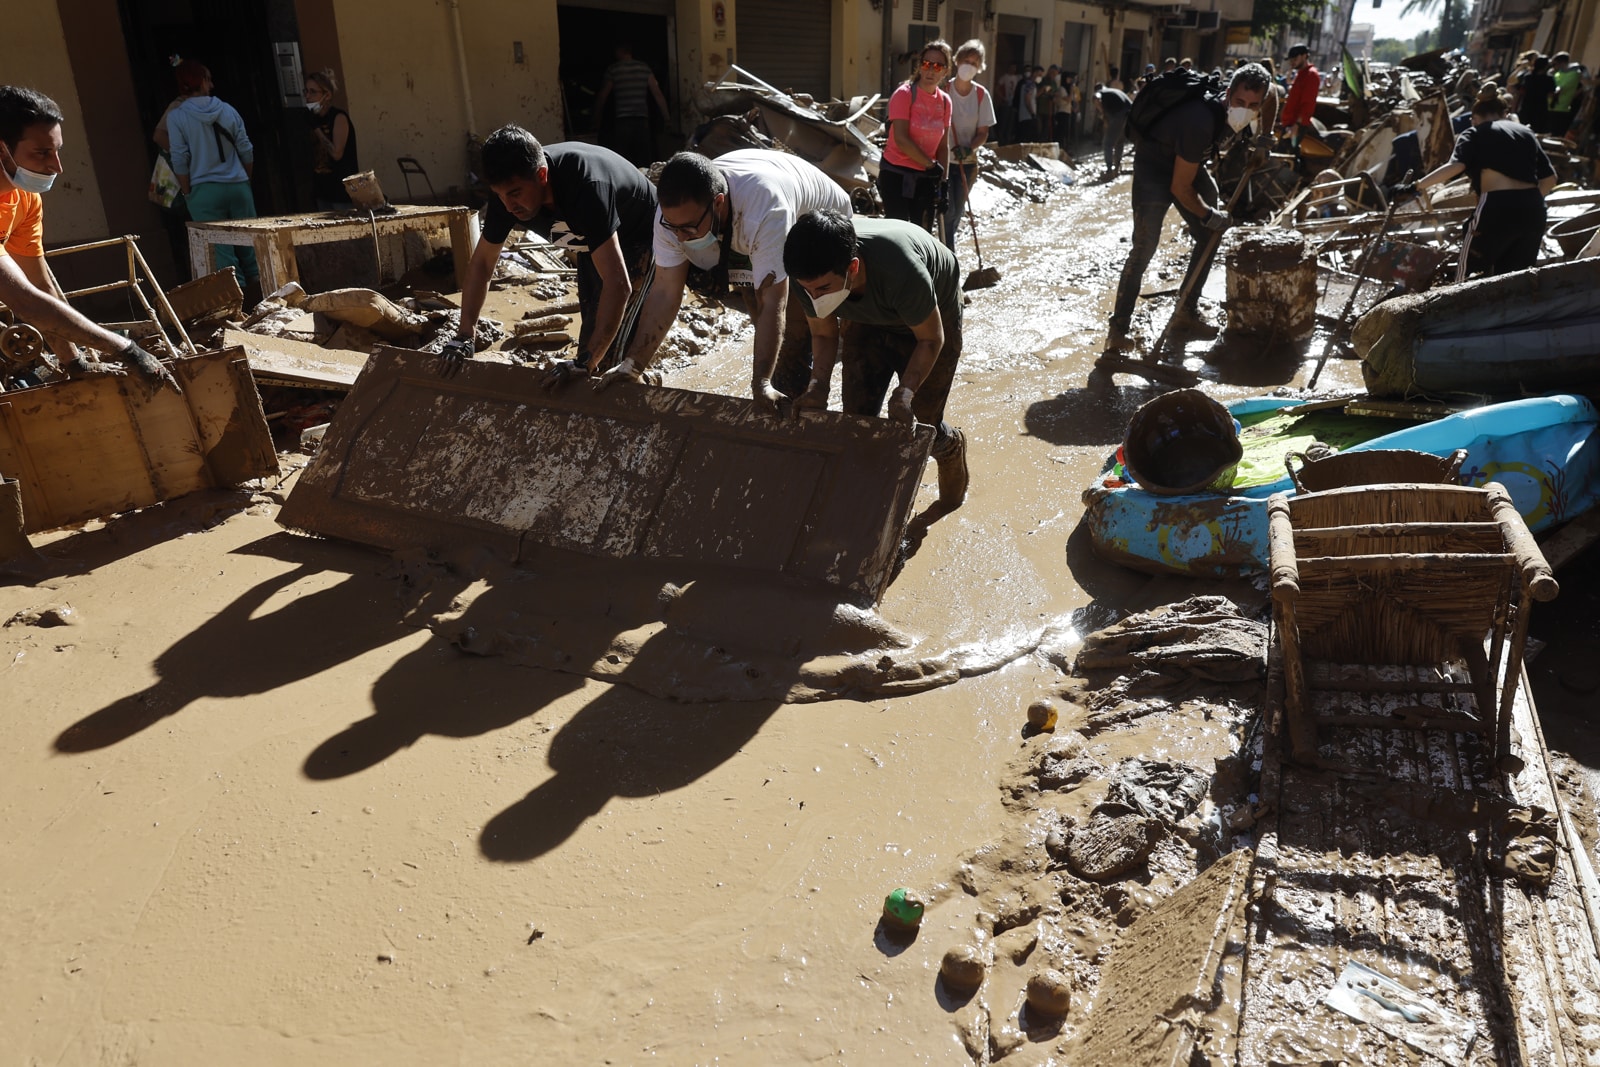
[
  {"xmin": 1121, "ymin": 389, "xmax": 1242, "ymax": 496},
  {"xmin": 1550, "ymin": 207, "xmax": 1600, "ymax": 258}
]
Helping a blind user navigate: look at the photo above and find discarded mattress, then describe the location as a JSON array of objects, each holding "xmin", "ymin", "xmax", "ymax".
[
  {"xmin": 279, "ymin": 347, "xmax": 934, "ymax": 602},
  {"xmin": 1080, "ymin": 393, "xmax": 1600, "ymax": 578},
  {"xmin": 1358, "ymin": 257, "xmax": 1600, "ymax": 398}
]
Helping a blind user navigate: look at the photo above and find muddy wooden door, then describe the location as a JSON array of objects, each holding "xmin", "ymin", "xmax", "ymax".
[{"xmin": 279, "ymin": 348, "xmax": 935, "ymax": 602}]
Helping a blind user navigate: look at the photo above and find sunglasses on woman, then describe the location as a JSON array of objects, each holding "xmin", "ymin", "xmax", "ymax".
[{"xmin": 920, "ymin": 59, "xmax": 947, "ymax": 71}]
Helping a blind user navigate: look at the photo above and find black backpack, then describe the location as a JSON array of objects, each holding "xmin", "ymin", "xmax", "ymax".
[{"xmin": 1126, "ymin": 69, "xmax": 1223, "ymax": 146}]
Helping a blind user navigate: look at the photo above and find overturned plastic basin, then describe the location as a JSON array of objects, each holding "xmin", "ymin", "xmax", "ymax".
[
  {"xmin": 1122, "ymin": 389, "xmax": 1242, "ymax": 496},
  {"xmin": 1550, "ymin": 207, "xmax": 1600, "ymax": 258}
]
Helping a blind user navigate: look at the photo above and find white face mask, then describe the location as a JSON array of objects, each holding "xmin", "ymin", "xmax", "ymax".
[
  {"xmin": 682, "ymin": 227, "xmax": 721, "ymax": 269},
  {"xmin": 808, "ymin": 284, "xmax": 850, "ymax": 318},
  {"xmin": 306, "ymin": 100, "xmax": 324, "ymax": 114},
  {"xmin": 1226, "ymin": 106, "xmax": 1257, "ymax": 132},
  {"xmin": 957, "ymin": 63, "xmax": 979, "ymax": 83}
]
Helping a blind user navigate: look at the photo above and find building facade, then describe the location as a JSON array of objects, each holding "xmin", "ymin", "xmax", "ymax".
[{"xmin": 26, "ymin": 0, "xmax": 1251, "ymax": 283}]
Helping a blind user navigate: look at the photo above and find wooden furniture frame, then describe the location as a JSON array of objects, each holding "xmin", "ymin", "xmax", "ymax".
[
  {"xmin": 1268, "ymin": 482, "xmax": 1557, "ymax": 772},
  {"xmin": 186, "ymin": 205, "xmax": 478, "ymax": 294}
]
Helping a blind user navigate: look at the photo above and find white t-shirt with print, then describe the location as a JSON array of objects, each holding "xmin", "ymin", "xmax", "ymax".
[{"xmin": 654, "ymin": 149, "xmax": 851, "ymax": 287}]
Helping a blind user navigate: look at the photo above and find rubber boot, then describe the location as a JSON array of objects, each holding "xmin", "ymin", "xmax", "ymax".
[
  {"xmin": 0, "ymin": 477, "xmax": 47, "ymax": 580},
  {"xmin": 931, "ymin": 428, "xmax": 969, "ymax": 509}
]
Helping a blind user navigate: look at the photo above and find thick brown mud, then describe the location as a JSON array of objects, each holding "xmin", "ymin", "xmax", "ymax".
[{"xmin": 2, "ymin": 167, "xmax": 1589, "ymax": 1066}]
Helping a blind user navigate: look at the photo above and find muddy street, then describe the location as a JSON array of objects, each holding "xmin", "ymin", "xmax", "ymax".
[{"xmin": 1, "ymin": 168, "xmax": 1591, "ymax": 1067}]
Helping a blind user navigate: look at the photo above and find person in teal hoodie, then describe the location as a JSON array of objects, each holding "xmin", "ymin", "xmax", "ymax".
[{"xmin": 166, "ymin": 59, "xmax": 257, "ymax": 286}]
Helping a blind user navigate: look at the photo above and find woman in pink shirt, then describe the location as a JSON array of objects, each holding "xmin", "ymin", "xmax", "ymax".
[{"xmin": 877, "ymin": 39, "xmax": 953, "ymax": 234}]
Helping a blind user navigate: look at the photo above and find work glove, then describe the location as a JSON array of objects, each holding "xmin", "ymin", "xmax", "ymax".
[
  {"xmin": 542, "ymin": 355, "xmax": 590, "ymax": 391},
  {"xmin": 1389, "ymin": 182, "xmax": 1418, "ymax": 202},
  {"xmin": 934, "ymin": 180, "xmax": 951, "ymax": 216},
  {"xmin": 953, "ymin": 145, "xmax": 974, "ymax": 164},
  {"xmin": 436, "ymin": 336, "xmax": 475, "ymax": 378},
  {"xmin": 592, "ymin": 357, "xmax": 644, "ymax": 393},
  {"xmin": 887, "ymin": 384, "xmax": 916, "ymax": 425},
  {"xmin": 793, "ymin": 376, "xmax": 830, "ymax": 418},
  {"xmin": 752, "ymin": 376, "xmax": 787, "ymax": 418},
  {"xmin": 120, "ymin": 341, "xmax": 182, "ymax": 394},
  {"xmin": 1201, "ymin": 208, "xmax": 1233, "ymax": 233}
]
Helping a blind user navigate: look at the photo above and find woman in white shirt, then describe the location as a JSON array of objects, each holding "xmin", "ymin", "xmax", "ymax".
[{"xmin": 944, "ymin": 39, "xmax": 997, "ymax": 255}]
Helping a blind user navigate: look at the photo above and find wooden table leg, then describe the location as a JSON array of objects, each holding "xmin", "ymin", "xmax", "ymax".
[
  {"xmin": 449, "ymin": 212, "xmax": 475, "ymax": 292},
  {"xmin": 253, "ymin": 234, "xmax": 282, "ymax": 295},
  {"xmin": 273, "ymin": 232, "xmax": 302, "ymax": 290},
  {"xmin": 187, "ymin": 226, "xmax": 213, "ymax": 281}
]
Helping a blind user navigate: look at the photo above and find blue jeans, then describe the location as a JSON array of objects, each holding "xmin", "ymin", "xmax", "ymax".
[
  {"xmin": 944, "ymin": 162, "xmax": 978, "ymax": 255},
  {"xmin": 1109, "ymin": 168, "xmax": 1219, "ymax": 331}
]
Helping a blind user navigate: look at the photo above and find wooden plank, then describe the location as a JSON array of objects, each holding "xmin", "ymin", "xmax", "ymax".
[
  {"xmin": 279, "ymin": 347, "xmax": 936, "ymax": 603},
  {"xmin": 0, "ymin": 347, "xmax": 278, "ymax": 533},
  {"xmin": 224, "ymin": 328, "xmax": 369, "ymax": 391}
]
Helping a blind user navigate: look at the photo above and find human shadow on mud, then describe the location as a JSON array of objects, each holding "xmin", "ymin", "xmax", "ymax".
[
  {"xmin": 53, "ymin": 533, "xmax": 440, "ymax": 754},
  {"xmin": 301, "ymin": 554, "xmax": 842, "ymax": 862},
  {"xmin": 467, "ymin": 575, "xmax": 839, "ymax": 862},
  {"xmin": 1024, "ymin": 375, "xmax": 1166, "ymax": 447}
]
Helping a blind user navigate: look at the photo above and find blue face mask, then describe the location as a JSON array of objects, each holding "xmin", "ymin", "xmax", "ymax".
[{"xmin": 5, "ymin": 150, "xmax": 56, "ymax": 194}]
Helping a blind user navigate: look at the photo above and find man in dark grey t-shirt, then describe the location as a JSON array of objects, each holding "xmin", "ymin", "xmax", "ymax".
[
  {"xmin": 783, "ymin": 209, "xmax": 969, "ymax": 511},
  {"xmin": 1106, "ymin": 64, "xmax": 1268, "ymax": 349},
  {"xmin": 439, "ymin": 125, "xmax": 657, "ymax": 381}
]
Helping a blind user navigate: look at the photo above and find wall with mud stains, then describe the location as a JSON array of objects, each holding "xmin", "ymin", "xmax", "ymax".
[
  {"xmin": 331, "ymin": 0, "xmax": 561, "ymax": 196},
  {"xmin": 9, "ymin": 5, "xmax": 110, "ymax": 243}
]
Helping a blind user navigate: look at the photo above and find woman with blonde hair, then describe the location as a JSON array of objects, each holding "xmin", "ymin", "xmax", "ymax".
[
  {"xmin": 303, "ymin": 68, "xmax": 360, "ymax": 209},
  {"xmin": 943, "ymin": 39, "xmax": 995, "ymax": 254},
  {"xmin": 877, "ymin": 38, "xmax": 953, "ymax": 232}
]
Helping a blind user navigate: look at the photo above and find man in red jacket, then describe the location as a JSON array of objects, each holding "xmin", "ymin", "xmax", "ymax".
[{"xmin": 1278, "ymin": 44, "xmax": 1319, "ymax": 148}]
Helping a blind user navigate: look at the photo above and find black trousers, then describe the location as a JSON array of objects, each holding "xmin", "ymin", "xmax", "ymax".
[
  {"xmin": 1461, "ymin": 188, "xmax": 1546, "ymax": 278},
  {"xmin": 1109, "ymin": 168, "xmax": 1220, "ymax": 330}
]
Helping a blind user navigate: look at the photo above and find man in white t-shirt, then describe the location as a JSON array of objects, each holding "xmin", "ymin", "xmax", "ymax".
[{"xmin": 596, "ymin": 149, "xmax": 851, "ymax": 416}]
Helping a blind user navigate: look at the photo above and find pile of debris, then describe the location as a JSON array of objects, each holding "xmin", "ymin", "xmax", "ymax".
[{"xmin": 693, "ymin": 65, "xmax": 1075, "ymax": 211}]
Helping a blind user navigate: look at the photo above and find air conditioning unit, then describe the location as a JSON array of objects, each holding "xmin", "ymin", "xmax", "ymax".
[
  {"xmin": 1196, "ymin": 11, "xmax": 1222, "ymax": 29},
  {"xmin": 1173, "ymin": 9, "xmax": 1200, "ymax": 27}
]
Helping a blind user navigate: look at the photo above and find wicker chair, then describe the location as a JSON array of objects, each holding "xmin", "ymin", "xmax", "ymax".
[
  {"xmin": 1268, "ymin": 482, "xmax": 1557, "ymax": 772},
  {"xmin": 1285, "ymin": 447, "xmax": 1468, "ymax": 494}
]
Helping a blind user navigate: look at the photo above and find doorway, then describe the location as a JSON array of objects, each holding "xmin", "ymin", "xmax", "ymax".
[
  {"xmin": 118, "ymin": 0, "xmax": 310, "ymax": 276},
  {"xmin": 556, "ymin": 4, "xmax": 677, "ymax": 154},
  {"xmin": 997, "ymin": 14, "xmax": 1039, "ymax": 71},
  {"xmin": 1121, "ymin": 29, "xmax": 1145, "ymax": 84}
]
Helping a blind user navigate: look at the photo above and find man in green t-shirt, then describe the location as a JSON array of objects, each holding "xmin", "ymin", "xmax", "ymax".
[
  {"xmin": 782, "ymin": 209, "xmax": 968, "ymax": 511},
  {"xmin": 1550, "ymin": 52, "xmax": 1585, "ymax": 136}
]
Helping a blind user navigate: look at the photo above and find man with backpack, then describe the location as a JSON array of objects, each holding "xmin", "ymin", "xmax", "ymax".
[{"xmin": 1105, "ymin": 62, "xmax": 1271, "ymax": 349}]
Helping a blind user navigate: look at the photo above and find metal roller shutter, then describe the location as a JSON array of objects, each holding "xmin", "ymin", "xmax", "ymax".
[{"xmin": 738, "ymin": 0, "xmax": 832, "ymax": 97}]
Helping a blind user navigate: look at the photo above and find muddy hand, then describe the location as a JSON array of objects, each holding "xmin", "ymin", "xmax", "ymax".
[
  {"xmin": 435, "ymin": 337, "xmax": 474, "ymax": 378},
  {"xmin": 591, "ymin": 358, "xmax": 643, "ymax": 393},
  {"xmin": 792, "ymin": 377, "xmax": 829, "ymax": 419},
  {"xmin": 542, "ymin": 357, "xmax": 589, "ymax": 391},
  {"xmin": 752, "ymin": 377, "xmax": 787, "ymax": 418},
  {"xmin": 888, "ymin": 385, "xmax": 916, "ymax": 425},
  {"xmin": 120, "ymin": 342, "xmax": 182, "ymax": 395},
  {"xmin": 62, "ymin": 355, "xmax": 128, "ymax": 379}
]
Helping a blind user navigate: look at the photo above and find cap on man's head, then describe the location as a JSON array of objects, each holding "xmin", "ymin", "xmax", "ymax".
[{"xmin": 1287, "ymin": 44, "xmax": 1310, "ymax": 58}]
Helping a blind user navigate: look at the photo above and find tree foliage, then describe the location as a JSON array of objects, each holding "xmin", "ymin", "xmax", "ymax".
[
  {"xmin": 1251, "ymin": 0, "xmax": 1323, "ymax": 37},
  {"xmin": 1399, "ymin": 0, "xmax": 1469, "ymax": 50},
  {"xmin": 1372, "ymin": 38, "xmax": 1410, "ymax": 63}
]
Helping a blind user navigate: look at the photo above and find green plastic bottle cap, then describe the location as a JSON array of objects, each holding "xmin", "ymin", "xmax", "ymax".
[{"xmin": 882, "ymin": 887, "xmax": 925, "ymax": 928}]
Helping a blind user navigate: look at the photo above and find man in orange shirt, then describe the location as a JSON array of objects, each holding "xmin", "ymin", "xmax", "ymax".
[
  {"xmin": 0, "ymin": 85, "xmax": 177, "ymax": 391},
  {"xmin": 1277, "ymin": 44, "xmax": 1319, "ymax": 148}
]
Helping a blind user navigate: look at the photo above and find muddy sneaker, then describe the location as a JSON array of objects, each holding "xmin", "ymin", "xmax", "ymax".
[
  {"xmin": 932, "ymin": 428, "xmax": 969, "ymax": 509},
  {"xmin": 1169, "ymin": 307, "xmax": 1218, "ymax": 337}
]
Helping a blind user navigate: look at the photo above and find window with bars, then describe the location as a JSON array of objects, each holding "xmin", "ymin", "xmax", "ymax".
[{"xmin": 911, "ymin": 0, "xmax": 943, "ymax": 22}]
